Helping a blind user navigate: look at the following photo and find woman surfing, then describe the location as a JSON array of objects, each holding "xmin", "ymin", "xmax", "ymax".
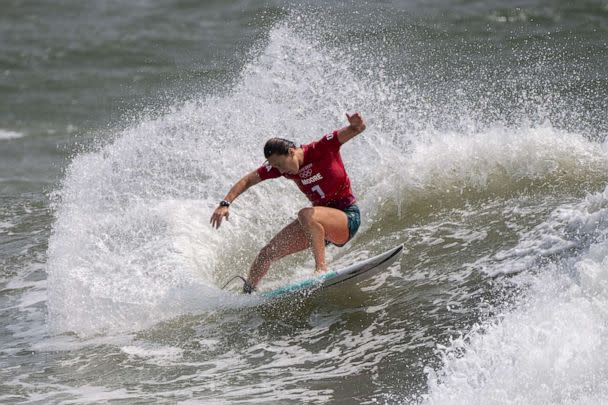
[{"xmin": 210, "ymin": 112, "xmax": 366, "ymax": 293}]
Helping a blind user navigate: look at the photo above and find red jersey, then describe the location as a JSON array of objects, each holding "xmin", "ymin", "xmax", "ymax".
[{"xmin": 256, "ymin": 131, "xmax": 356, "ymax": 210}]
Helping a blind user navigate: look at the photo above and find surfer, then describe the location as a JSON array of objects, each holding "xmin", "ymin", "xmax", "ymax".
[{"xmin": 210, "ymin": 113, "xmax": 366, "ymax": 293}]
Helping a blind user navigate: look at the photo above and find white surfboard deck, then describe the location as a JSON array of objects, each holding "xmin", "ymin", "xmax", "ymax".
[{"xmin": 260, "ymin": 245, "xmax": 403, "ymax": 299}]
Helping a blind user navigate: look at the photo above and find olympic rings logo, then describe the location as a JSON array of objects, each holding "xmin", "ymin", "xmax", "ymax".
[{"xmin": 299, "ymin": 168, "xmax": 313, "ymax": 178}]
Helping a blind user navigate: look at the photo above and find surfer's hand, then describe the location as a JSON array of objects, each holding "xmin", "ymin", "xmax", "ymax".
[
  {"xmin": 210, "ymin": 206, "xmax": 229, "ymax": 229},
  {"xmin": 346, "ymin": 112, "xmax": 366, "ymax": 133}
]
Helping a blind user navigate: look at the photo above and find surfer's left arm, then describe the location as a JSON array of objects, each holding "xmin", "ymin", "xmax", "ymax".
[{"xmin": 336, "ymin": 112, "xmax": 366, "ymax": 144}]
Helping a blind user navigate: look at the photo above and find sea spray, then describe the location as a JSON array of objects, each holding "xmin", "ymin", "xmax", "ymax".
[{"xmin": 47, "ymin": 20, "xmax": 608, "ymax": 340}]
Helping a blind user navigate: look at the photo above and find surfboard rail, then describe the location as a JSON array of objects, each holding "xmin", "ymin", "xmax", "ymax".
[{"xmin": 261, "ymin": 245, "xmax": 403, "ymax": 299}]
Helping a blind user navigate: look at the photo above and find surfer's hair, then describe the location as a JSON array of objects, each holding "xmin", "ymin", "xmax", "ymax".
[{"xmin": 263, "ymin": 138, "xmax": 296, "ymax": 158}]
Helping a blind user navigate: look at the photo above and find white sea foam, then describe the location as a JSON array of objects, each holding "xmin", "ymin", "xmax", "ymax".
[
  {"xmin": 121, "ymin": 344, "xmax": 184, "ymax": 365},
  {"xmin": 424, "ymin": 186, "xmax": 608, "ymax": 404},
  {"xmin": 475, "ymin": 185, "xmax": 608, "ymax": 276},
  {"xmin": 0, "ymin": 219, "xmax": 15, "ymax": 233},
  {"xmin": 0, "ymin": 129, "xmax": 24, "ymax": 140},
  {"xmin": 425, "ymin": 269, "xmax": 608, "ymax": 404}
]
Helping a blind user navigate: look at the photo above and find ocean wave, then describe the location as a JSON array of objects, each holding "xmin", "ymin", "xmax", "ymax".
[
  {"xmin": 47, "ymin": 20, "xmax": 608, "ymax": 340},
  {"xmin": 424, "ymin": 185, "xmax": 608, "ymax": 404}
]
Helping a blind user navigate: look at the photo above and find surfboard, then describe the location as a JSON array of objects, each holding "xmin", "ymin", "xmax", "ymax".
[{"xmin": 261, "ymin": 245, "xmax": 403, "ymax": 299}]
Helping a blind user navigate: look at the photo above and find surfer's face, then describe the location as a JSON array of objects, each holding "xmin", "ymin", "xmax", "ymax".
[{"xmin": 267, "ymin": 149, "xmax": 299, "ymax": 175}]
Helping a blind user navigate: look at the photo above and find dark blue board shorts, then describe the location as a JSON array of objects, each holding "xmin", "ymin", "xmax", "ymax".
[{"xmin": 326, "ymin": 204, "xmax": 361, "ymax": 247}]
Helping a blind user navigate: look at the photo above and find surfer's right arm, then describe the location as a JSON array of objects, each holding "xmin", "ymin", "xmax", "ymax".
[{"xmin": 210, "ymin": 170, "xmax": 262, "ymax": 229}]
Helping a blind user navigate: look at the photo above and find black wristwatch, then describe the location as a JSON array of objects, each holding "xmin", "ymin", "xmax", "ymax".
[{"xmin": 219, "ymin": 200, "xmax": 231, "ymax": 208}]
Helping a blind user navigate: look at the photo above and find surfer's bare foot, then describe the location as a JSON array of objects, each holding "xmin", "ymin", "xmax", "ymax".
[
  {"xmin": 242, "ymin": 278, "xmax": 256, "ymax": 294},
  {"xmin": 314, "ymin": 264, "xmax": 328, "ymax": 275}
]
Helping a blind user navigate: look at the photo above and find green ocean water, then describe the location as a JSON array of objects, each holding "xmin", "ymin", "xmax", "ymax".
[{"xmin": 1, "ymin": 1, "xmax": 608, "ymax": 403}]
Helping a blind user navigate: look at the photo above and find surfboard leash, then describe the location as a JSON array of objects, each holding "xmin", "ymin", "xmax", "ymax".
[
  {"xmin": 221, "ymin": 275, "xmax": 248, "ymax": 290},
  {"xmin": 221, "ymin": 275, "xmax": 256, "ymax": 294}
]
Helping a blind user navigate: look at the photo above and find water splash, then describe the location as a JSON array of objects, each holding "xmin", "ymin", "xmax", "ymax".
[{"xmin": 47, "ymin": 17, "xmax": 608, "ymax": 339}]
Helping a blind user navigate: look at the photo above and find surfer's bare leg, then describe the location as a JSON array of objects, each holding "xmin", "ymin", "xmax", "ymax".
[
  {"xmin": 247, "ymin": 208, "xmax": 349, "ymax": 290},
  {"xmin": 297, "ymin": 207, "xmax": 349, "ymax": 274},
  {"xmin": 247, "ymin": 219, "xmax": 309, "ymax": 288}
]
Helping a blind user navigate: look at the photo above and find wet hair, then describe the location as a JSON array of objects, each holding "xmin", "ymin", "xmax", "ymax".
[{"xmin": 263, "ymin": 138, "xmax": 296, "ymax": 158}]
